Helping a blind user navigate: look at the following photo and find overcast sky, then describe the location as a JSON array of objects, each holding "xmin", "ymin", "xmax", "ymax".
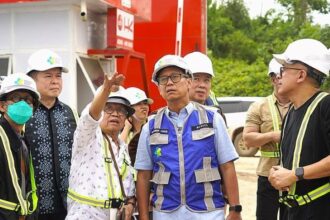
[{"xmin": 243, "ymin": 0, "xmax": 330, "ymax": 26}]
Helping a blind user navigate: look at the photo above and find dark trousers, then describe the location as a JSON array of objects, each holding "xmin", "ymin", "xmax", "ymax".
[
  {"xmin": 37, "ymin": 212, "xmax": 66, "ymax": 220},
  {"xmin": 256, "ymin": 176, "xmax": 279, "ymax": 220}
]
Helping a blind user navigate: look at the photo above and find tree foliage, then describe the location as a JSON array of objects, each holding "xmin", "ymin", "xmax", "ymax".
[
  {"xmin": 277, "ymin": 0, "xmax": 330, "ymax": 28},
  {"xmin": 208, "ymin": 0, "xmax": 330, "ymax": 97}
]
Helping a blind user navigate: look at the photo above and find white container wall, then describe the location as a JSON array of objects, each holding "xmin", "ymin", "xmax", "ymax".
[{"xmin": 0, "ymin": 1, "xmax": 109, "ymax": 113}]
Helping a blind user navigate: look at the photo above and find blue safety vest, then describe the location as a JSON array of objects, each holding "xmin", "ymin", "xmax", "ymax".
[{"xmin": 149, "ymin": 103, "xmax": 225, "ymax": 212}]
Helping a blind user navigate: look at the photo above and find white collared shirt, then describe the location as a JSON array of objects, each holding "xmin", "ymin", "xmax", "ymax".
[{"xmin": 67, "ymin": 105, "xmax": 135, "ymax": 219}]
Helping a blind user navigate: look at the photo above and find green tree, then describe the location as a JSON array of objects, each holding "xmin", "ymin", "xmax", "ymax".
[
  {"xmin": 207, "ymin": 0, "xmax": 330, "ymax": 97},
  {"xmin": 207, "ymin": 0, "xmax": 256, "ymax": 62},
  {"xmin": 277, "ymin": 0, "xmax": 330, "ymax": 28}
]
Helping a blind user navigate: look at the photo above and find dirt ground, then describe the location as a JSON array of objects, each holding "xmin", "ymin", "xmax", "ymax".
[{"xmin": 234, "ymin": 156, "xmax": 259, "ymax": 220}]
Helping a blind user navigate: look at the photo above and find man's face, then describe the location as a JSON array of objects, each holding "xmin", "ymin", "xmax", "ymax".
[
  {"xmin": 33, "ymin": 67, "xmax": 62, "ymax": 99},
  {"xmin": 157, "ymin": 67, "xmax": 191, "ymax": 102},
  {"xmin": 0, "ymin": 90, "xmax": 35, "ymax": 120},
  {"xmin": 270, "ymin": 73, "xmax": 280, "ymax": 94},
  {"xmin": 277, "ymin": 63, "xmax": 307, "ymax": 96},
  {"xmin": 100, "ymin": 103, "xmax": 127, "ymax": 134},
  {"xmin": 189, "ymin": 72, "xmax": 212, "ymax": 104}
]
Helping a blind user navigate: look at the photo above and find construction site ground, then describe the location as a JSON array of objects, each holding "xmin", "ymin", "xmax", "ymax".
[{"xmin": 234, "ymin": 156, "xmax": 259, "ymax": 220}]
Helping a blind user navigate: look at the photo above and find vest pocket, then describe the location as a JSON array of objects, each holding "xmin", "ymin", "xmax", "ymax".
[
  {"xmin": 194, "ymin": 167, "xmax": 221, "ymax": 183},
  {"xmin": 150, "ymin": 133, "xmax": 168, "ymax": 145},
  {"xmin": 191, "ymin": 128, "xmax": 214, "ymax": 141},
  {"xmin": 151, "ymin": 170, "xmax": 171, "ymax": 184}
]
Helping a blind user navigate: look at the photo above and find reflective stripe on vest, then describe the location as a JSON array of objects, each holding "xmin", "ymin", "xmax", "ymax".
[
  {"xmin": 0, "ymin": 126, "xmax": 38, "ymax": 215},
  {"xmin": 279, "ymin": 182, "xmax": 330, "ymax": 208},
  {"xmin": 260, "ymin": 95, "xmax": 280, "ymax": 158},
  {"xmin": 67, "ymin": 136, "xmax": 130, "ymax": 207},
  {"xmin": 209, "ymin": 90, "xmax": 218, "ymax": 106},
  {"xmin": 280, "ymin": 92, "xmax": 329, "ymax": 206}
]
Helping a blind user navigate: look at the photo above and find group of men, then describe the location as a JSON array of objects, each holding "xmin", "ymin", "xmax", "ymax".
[
  {"xmin": 0, "ymin": 37, "xmax": 329, "ymax": 220},
  {"xmin": 244, "ymin": 38, "xmax": 330, "ymax": 220},
  {"xmin": 0, "ymin": 49, "xmax": 78, "ymax": 220}
]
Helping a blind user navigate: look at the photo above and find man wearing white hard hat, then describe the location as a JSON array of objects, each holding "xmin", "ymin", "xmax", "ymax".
[
  {"xmin": 24, "ymin": 49, "xmax": 78, "ymax": 220},
  {"xmin": 243, "ymin": 58, "xmax": 290, "ymax": 220},
  {"xmin": 66, "ymin": 74, "xmax": 136, "ymax": 220},
  {"xmin": 184, "ymin": 51, "xmax": 227, "ymax": 123},
  {"xmin": 184, "ymin": 52, "xmax": 215, "ymax": 103},
  {"xmin": 135, "ymin": 54, "xmax": 241, "ymax": 220},
  {"xmin": 268, "ymin": 39, "xmax": 330, "ymax": 219},
  {"xmin": 120, "ymin": 87, "xmax": 153, "ymax": 164},
  {"xmin": 0, "ymin": 73, "xmax": 40, "ymax": 220}
]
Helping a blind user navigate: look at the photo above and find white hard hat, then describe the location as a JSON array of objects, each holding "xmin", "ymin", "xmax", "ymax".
[
  {"xmin": 107, "ymin": 86, "xmax": 135, "ymax": 117},
  {"xmin": 273, "ymin": 39, "xmax": 330, "ymax": 76},
  {"xmin": 126, "ymin": 87, "xmax": 153, "ymax": 105},
  {"xmin": 183, "ymin": 52, "xmax": 214, "ymax": 77},
  {"xmin": 152, "ymin": 55, "xmax": 191, "ymax": 84},
  {"xmin": 27, "ymin": 49, "xmax": 69, "ymax": 75},
  {"xmin": 268, "ymin": 58, "xmax": 282, "ymax": 75},
  {"xmin": 0, "ymin": 73, "xmax": 40, "ymax": 102}
]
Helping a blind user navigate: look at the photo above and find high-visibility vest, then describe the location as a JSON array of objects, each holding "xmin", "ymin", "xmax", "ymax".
[
  {"xmin": 208, "ymin": 90, "xmax": 218, "ymax": 106},
  {"xmin": 0, "ymin": 126, "xmax": 38, "ymax": 215},
  {"xmin": 67, "ymin": 136, "xmax": 134, "ymax": 208},
  {"xmin": 260, "ymin": 94, "xmax": 281, "ymax": 158},
  {"xmin": 279, "ymin": 92, "xmax": 330, "ymax": 207}
]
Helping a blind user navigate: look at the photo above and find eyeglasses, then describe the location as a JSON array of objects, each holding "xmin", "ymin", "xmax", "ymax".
[
  {"xmin": 157, "ymin": 73, "xmax": 188, "ymax": 85},
  {"xmin": 279, "ymin": 67, "xmax": 304, "ymax": 78},
  {"xmin": 104, "ymin": 105, "xmax": 128, "ymax": 117},
  {"xmin": 7, "ymin": 94, "xmax": 34, "ymax": 106}
]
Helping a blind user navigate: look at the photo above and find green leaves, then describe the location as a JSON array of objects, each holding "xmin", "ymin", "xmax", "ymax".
[{"xmin": 208, "ymin": 0, "xmax": 330, "ymax": 96}]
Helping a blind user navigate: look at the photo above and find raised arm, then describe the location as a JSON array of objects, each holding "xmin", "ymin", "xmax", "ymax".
[{"xmin": 89, "ymin": 73, "xmax": 125, "ymax": 120}]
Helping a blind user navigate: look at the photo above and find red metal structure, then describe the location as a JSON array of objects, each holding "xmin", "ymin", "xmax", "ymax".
[
  {"xmin": 89, "ymin": 0, "xmax": 207, "ymax": 111},
  {"xmin": 0, "ymin": 0, "xmax": 207, "ymax": 111},
  {"xmin": 128, "ymin": 0, "xmax": 207, "ymax": 110}
]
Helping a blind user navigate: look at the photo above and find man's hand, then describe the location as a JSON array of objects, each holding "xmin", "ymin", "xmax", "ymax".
[
  {"xmin": 269, "ymin": 166, "xmax": 296, "ymax": 191},
  {"xmin": 103, "ymin": 72, "xmax": 125, "ymax": 93},
  {"xmin": 226, "ymin": 211, "xmax": 242, "ymax": 220},
  {"xmin": 124, "ymin": 203, "xmax": 134, "ymax": 220},
  {"xmin": 272, "ymin": 131, "xmax": 281, "ymax": 143}
]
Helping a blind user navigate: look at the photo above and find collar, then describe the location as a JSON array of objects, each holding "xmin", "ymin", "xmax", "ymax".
[
  {"xmin": 39, "ymin": 98, "xmax": 63, "ymax": 110},
  {"xmin": 272, "ymin": 93, "xmax": 291, "ymax": 108},
  {"xmin": 165, "ymin": 102, "xmax": 194, "ymax": 118}
]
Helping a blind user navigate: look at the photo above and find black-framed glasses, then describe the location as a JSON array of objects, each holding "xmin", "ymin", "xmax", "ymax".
[
  {"xmin": 7, "ymin": 94, "xmax": 34, "ymax": 106},
  {"xmin": 157, "ymin": 73, "xmax": 187, "ymax": 85},
  {"xmin": 279, "ymin": 67, "xmax": 304, "ymax": 77},
  {"xmin": 104, "ymin": 105, "xmax": 128, "ymax": 117}
]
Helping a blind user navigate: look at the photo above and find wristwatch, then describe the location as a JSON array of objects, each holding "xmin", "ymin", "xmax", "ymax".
[
  {"xmin": 229, "ymin": 205, "xmax": 242, "ymax": 213},
  {"xmin": 295, "ymin": 167, "xmax": 304, "ymax": 181}
]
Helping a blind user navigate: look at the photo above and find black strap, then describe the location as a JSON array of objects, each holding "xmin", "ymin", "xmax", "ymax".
[
  {"xmin": 20, "ymin": 139, "xmax": 29, "ymax": 198},
  {"xmin": 103, "ymin": 134, "xmax": 126, "ymax": 198}
]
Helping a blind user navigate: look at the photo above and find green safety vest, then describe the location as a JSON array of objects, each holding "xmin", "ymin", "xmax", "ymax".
[
  {"xmin": 67, "ymin": 136, "xmax": 134, "ymax": 208},
  {"xmin": 209, "ymin": 90, "xmax": 218, "ymax": 106},
  {"xmin": 279, "ymin": 92, "xmax": 330, "ymax": 207},
  {"xmin": 260, "ymin": 94, "xmax": 281, "ymax": 158},
  {"xmin": 0, "ymin": 126, "xmax": 38, "ymax": 215}
]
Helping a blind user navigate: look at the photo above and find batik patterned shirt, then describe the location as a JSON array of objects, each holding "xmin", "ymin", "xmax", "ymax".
[{"xmin": 25, "ymin": 99, "xmax": 78, "ymax": 214}]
